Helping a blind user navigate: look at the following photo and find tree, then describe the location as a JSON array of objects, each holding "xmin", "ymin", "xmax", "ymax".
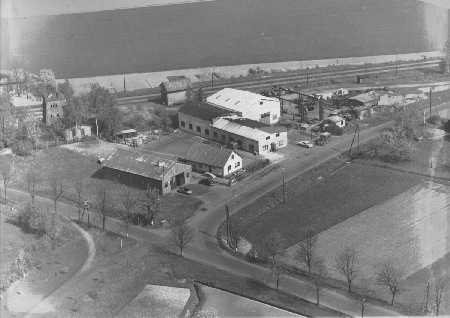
[
  {"xmin": 197, "ymin": 309, "xmax": 218, "ymax": 318},
  {"xmin": 268, "ymin": 259, "xmax": 286, "ymax": 291},
  {"xmin": 376, "ymin": 263, "xmax": 405, "ymax": 305},
  {"xmin": 169, "ymin": 217, "xmax": 194, "ymax": 256},
  {"xmin": 263, "ymin": 229, "xmax": 285, "ymax": 260},
  {"xmin": 120, "ymin": 187, "xmax": 138, "ymax": 237},
  {"xmin": 0, "ymin": 91, "xmax": 16, "ymax": 146},
  {"xmin": 63, "ymin": 94, "xmax": 89, "ymax": 129},
  {"xmin": 139, "ymin": 186, "xmax": 162, "ymax": 224},
  {"xmin": 57, "ymin": 79, "xmax": 75, "ymax": 100},
  {"xmin": 10, "ymin": 59, "xmax": 24, "ymax": 94},
  {"xmin": 26, "ymin": 166, "xmax": 41, "ymax": 206},
  {"xmin": 72, "ymin": 176, "xmax": 85, "ymax": 222},
  {"xmin": 335, "ymin": 248, "xmax": 359, "ymax": 292},
  {"xmin": 433, "ymin": 276, "xmax": 447, "ymax": 316},
  {"xmin": 442, "ymin": 41, "xmax": 450, "ymax": 73},
  {"xmin": 295, "ymin": 227, "xmax": 317, "ymax": 275},
  {"xmin": 0, "ymin": 155, "xmax": 13, "ymax": 200},
  {"xmin": 47, "ymin": 171, "xmax": 64, "ymax": 214},
  {"xmin": 88, "ymin": 85, "xmax": 117, "ymax": 136},
  {"xmin": 311, "ymin": 257, "xmax": 329, "ymax": 306},
  {"xmin": 96, "ymin": 183, "xmax": 110, "ymax": 230}
]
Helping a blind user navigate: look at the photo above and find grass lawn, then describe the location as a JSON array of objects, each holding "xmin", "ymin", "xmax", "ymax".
[
  {"xmin": 238, "ymin": 164, "xmax": 425, "ymax": 251},
  {"xmin": 57, "ymin": 243, "xmax": 343, "ymax": 318}
]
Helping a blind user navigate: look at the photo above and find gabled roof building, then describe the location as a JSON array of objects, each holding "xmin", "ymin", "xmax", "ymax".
[
  {"xmin": 183, "ymin": 142, "xmax": 243, "ymax": 177},
  {"xmin": 160, "ymin": 78, "xmax": 191, "ymax": 106},
  {"xmin": 102, "ymin": 148, "xmax": 191, "ymax": 194},
  {"xmin": 206, "ymin": 88, "xmax": 280, "ymax": 124}
]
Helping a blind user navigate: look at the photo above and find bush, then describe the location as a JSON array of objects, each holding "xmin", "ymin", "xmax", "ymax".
[
  {"xmin": 324, "ymin": 125, "xmax": 344, "ymax": 136},
  {"xmin": 12, "ymin": 140, "xmax": 33, "ymax": 156},
  {"xmin": 426, "ymin": 115, "xmax": 441, "ymax": 125},
  {"xmin": 443, "ymin": 120, "xmax": 450, "ymax": 133}
]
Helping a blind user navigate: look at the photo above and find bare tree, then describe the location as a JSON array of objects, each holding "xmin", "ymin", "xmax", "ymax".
[
  {"xmin": 335, "ymin": 247, "xmax": 359, "ymax": 292},
  {"xmin": 170, "ymin": 214, "xmax": 194, "ymax": 256},
  {"xmin": 263, "ymin": 229, "xmax": 285, "ymax": 260},
  {"xmin": 72, "ymin": 176, "xmax": 85, "ymax": 221},
  {"xmin": 268, "ymin": 259, "xmax": 287, "ymax": 291},
  {"xmin": 26, "ymin": 166, "xmax": 41, "ymax": 207},
  {"xmin": 96, "ymin": 184, "xmax": 110, "ymax": 230},
  {"xmin": 376, "ymin": 263, "xmax": 405, "ymax": 305},
  {"xmin": 0, "ymin": 156, "xmax": 13, "ymax": 200},
  {"xmin": 434, "ymin": 276, "xmax": 447, "ymax": 316},
  {"xmin": 295, "ymin": 227, "xmax": 317, "ymax": 275},
  {"xmin": 311, "ymin": 257, "xmax": 329, "ymax": 306},
  {"xmin": 139, "ymin": 186, "xmax": 162, "ymax": 224},
  {"xmin": 47, "ymin": 172, "xmax": 64, "ymax": 214},
  {"xmin": 120, "ymin": 187, "xmax": 138, "ymax": 237}
]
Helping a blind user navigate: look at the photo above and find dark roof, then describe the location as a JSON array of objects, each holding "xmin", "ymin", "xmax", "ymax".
[
  {"xmin": 160, "ymin": 78, "xmax": 191, "ymax": 93},
  {"xmin": 178, "ymin": 103, "xmax": 232, "ymax": 121},
  {"xmin": 44, "ymin": 92, "xmax": 66, "ymax": 102},
  {"xmin": 184, "ymin": 142, "xmax": 240, "ymax": 167},
  {"xmin": 102, "ymin": 148, "xmax": 180, "ymax": 180},
  {"xmin": 231, "ymin": 118, "xmax": 286, "ymax": 134}
]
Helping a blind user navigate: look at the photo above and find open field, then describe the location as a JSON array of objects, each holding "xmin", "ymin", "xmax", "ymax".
[
  {"xmin": 238, "ymin": 164, "xmax": 426, "ymax": 250},
  {"xmin": 281, "ymin": 181, "xmax": 450, "ymax": 312}
]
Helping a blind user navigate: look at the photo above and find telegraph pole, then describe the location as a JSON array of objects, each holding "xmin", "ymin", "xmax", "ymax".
[
  {"xmin": 429, "ymin": 87, "xmax": 432, "ymax": 119},
  {"xmin": 306, "ymin": 67, "xmax": 309, "ymax": 85},
  {"xmin": 123, "ymin": 68, "xmax": 126, "ymax": 92},
  {"xmin": 425, "ymin": 280, "xmax": 430, "ymax": 314},
  {"xmin": 282, "ymin": 166, "xmax": 286, "ymax": 204},
  {"xmin": 211, "ymin": 66, "xmax": 215, "ymax": 89},
  {"xmin": 395, "ymin": 50, "xmax": 398, "ymax": 76}
]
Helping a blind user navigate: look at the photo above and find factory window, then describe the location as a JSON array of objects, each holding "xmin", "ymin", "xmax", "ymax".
[
  {"xmin": 235, "ymin": 161, "xmax": 240, "ymax": 168},
  {"xmin": 231, "ymin": 154, "xmax": 234, "ymax": 160},
  {"xmin": 263, "ymin": 145, "xmax": 268, "ymax": 151},
  {"xmin": 196, "ymin": 126, "xmax": 201, "ymax": 132},
  {"xmin": 181, "ymin": 121, "xmax": 185, "ymax": 127},
  {"xmin": 222, "ymin": 135, "xmax": 226, "ymax": 140},
  {"xmin": 213, "ymin": 132, "xmax": 218, "ymax": 138},
  {"xmin": 228, "ymin": 165, "xmax": 231, "ymax": 171},
  {"xmin": 266, "ymin": 136, "xmax": 270, "ymax": 140},
  {"xmin": 189, "ymin": 124, "xmax": 193, "ymax": 130},
  {"xmin": 205, "ymin": 129, "xmax": 209, "ymax": 135},
  {"xmin": 229, "ymin": 137, "xmax": 234, "ymax": 142},
  {"xmin": 249, "ymin": 144, "xmax": 254, "ymax": 152},
  {"xmin": 273, "ymin": 114, "xmax": 277, "ymax": 120},
  {"xmin": 278, "ymin": 140, "xmax": 283, "ymax": 146},
  {"xmin": 276, "ymin": 133, "xmax": 280, "ymax": 137}
]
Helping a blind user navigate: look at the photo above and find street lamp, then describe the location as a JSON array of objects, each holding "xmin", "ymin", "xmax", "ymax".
[{"xmin": 361, "ymin": 298, "xmax": 366, "ymax": 317}]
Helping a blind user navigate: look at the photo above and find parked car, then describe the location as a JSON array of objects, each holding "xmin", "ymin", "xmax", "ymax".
[
  {"xmin": 204, "ymin": 172, "xmax": 216, "ymax": 178},
  {"xmin": 297, "ymin": 141, "xmax": 314, "ymax": 148},
  {"xmin": 177, "ymin": 187, "xmax": 192, "ymax": 195},
  {"xmin": 199, "ymin": 178, "xmax": 215, "ymax": 186}
]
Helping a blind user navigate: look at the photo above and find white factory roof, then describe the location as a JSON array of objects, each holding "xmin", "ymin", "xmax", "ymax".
[
  {"xmin": 212, "ymin": 117, "xmax": 272, "ymax": 141},
  {"xmin": 206, "ymin": 88, "xmax": 278, "ymax": 114},
  {"xmin": 325, "ymin": 116, "xmax": 344, "ymax": 123}
]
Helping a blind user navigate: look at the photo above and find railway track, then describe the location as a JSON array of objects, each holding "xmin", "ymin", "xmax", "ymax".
[{"xmin": 116, "ymin": 59, "xmax": 440, "ymax": 105}]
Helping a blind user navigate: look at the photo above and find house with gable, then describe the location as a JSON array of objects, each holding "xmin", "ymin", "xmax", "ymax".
[
  {"xmin": 183, "ymin": 142, "xmax": 243, "ymax": 177},
  {"xmin": 159, "ymin": 78, "xmax": 191, "ymax": 106}
]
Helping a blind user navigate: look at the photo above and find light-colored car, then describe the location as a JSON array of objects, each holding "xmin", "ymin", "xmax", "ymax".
[
  {"xmin": 177, "ymin": 187, "xmax": 192, "ymax": 195},
  {"xmin": 204, "ymin": 172, "xmax": 216, "ymax": 178},
  {"xmin": 297, "ymin": 141, "xmax": 314, "ymax": 148}
]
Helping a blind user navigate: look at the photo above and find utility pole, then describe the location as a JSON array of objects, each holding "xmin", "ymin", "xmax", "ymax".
[
  {"xmin": 361, "ymin": 298, "xmax": 366, "ymax": 318},
  {"xmin": 306, "ymin": 67, "xmax": 309, "ymax": 85},
  {"xmin": 282, "ymin": 166, "xmax": 286, "ymax": 204},
  {"xmin": 211, "ymin": 66, "xmax": 215, "ymax": 89},
  {"xmin": 395, "ymin": 50, "xmax": 398, "ymax": 76},
  {"xmin": 425, "ymin": 280, "xmax": 430, "ymax": 314},
  {"xmin": 123, "ymin": 68, "xmax": 126, "ymax": 92},
  {"xmin": 357, "ymin": 122, "xmax": 360, "ymax": 150},
  {"xmin": 429, "ymin": 87, "xmax": 432, "ymax": 119}
]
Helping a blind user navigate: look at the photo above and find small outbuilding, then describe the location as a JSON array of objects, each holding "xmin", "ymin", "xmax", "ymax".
[
  {"xmin": 64, "ymin": 125, "xmax": 92, "ymax": 141},
  {"xmin": 323, "ymin": 116, "xmax": 345, "ymax": 128},
  {"xmin": 160, "ymin": 78, "xmax": 192, "ymax": 106},
  {"xmin": 102, "ymin": 148, "xmax": 191, "ymax": 194},
  {"xmin": 347, "ymin": 93, "xmax": 379, "ymax": 108}
]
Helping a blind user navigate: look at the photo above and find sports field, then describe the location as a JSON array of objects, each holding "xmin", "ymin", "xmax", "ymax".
[{"xmin": 2, "ymin": 0, "xmax": 446, "ymax": 79}]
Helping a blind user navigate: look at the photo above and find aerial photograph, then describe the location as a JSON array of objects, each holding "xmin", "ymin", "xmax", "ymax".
[{"xmin": 1, "ymin": 0, "xmax": 449, "ymax": 317}]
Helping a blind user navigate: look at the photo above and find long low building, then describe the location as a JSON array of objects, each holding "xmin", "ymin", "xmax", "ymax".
[
  {"xmin": 178, "ymin": 103, "xmax": 287, "ymax": 154},
  {"xmin": 102, "ymin": 148, "xmax": 191, "ymax": 194}
]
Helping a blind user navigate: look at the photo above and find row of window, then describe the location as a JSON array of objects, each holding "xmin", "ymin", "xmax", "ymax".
[{"xmin": 116, "ymin": 171, "xmax": 190, "ymax": 187}]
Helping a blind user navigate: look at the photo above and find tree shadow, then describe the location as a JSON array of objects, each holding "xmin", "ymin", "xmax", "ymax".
[{"xmin": 90, "ymin": 169, "xmax": 104, "ymax": 180}]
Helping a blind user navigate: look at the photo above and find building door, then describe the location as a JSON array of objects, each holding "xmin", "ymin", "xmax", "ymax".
[{"xmin": 175, "ymin": 173, "xmax": 185, "ymax": 186}]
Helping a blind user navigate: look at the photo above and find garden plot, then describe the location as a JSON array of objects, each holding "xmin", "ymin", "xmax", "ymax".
[
  {"xmin": 116, "ymin": 284, "xmax": 190, "ymax": 318},
  {"xmin": 282, "ymin": 181, "xmax": 450, "ymax": 286}
]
